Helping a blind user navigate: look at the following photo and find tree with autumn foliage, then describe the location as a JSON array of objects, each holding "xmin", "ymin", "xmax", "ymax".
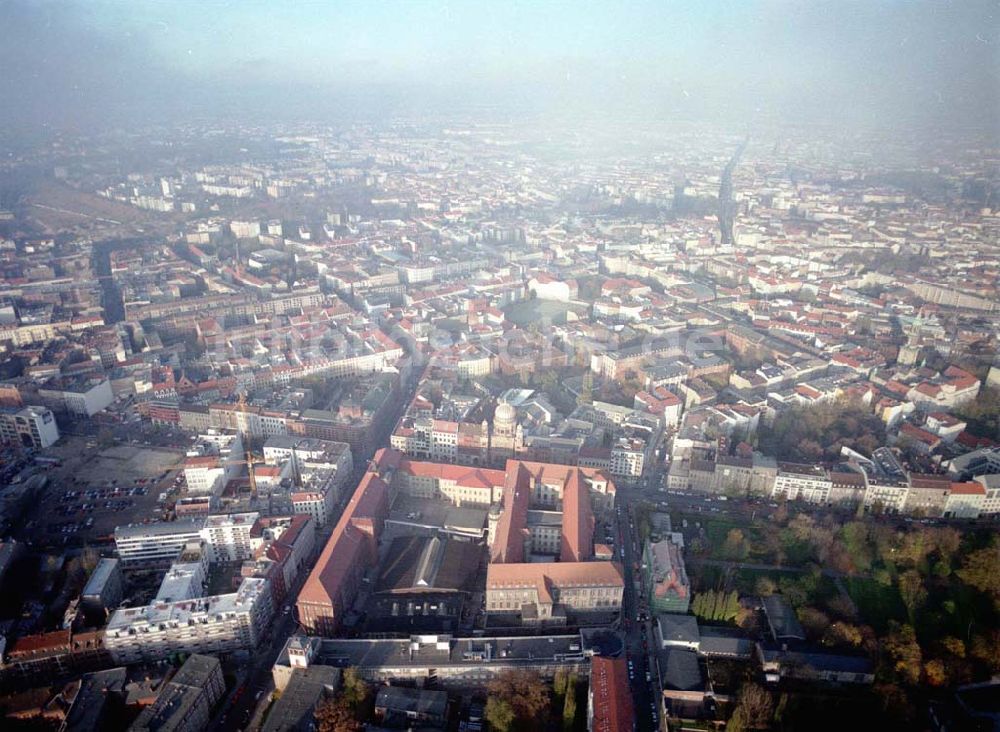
[
  {"xmin": 315, "ymin": 697, "xmax": 362, "ymax": 732},
  {"xmin": 726, "ymin": 682, "xmax": 773, "ymax": 731},
  {"xmin": 882, "ymin": 621, "xmax": 922, "ymax": 686},
  {"xmin": 485, "ymin": 669, "xmax": 551, "ymax": 732},
  {"xmin": 957, "ymin": 536, "xmax": 1000, "ymax": 609}
]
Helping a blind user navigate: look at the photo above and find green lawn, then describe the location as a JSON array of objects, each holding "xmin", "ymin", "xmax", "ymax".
[
  {"xmin": 673, "ymin": 512, "xmax": 772, "ymax": 562},
  {"xmin": 844, "ymin": 576, "xmax": 906, "ymax": 633}
]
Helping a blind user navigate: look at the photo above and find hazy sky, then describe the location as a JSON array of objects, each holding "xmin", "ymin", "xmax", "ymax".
[{"xmin": 1, "ymin": 0, "xmax": 997, "ymax": 131}]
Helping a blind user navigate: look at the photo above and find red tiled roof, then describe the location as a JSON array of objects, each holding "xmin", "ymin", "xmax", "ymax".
[
  {"xmin": 274, "ymin": 514, "xmax": 311, "ymax": 550},
  {"xmin": 560, "ymin": 469, "xmax": 594, "ymax": 563},
  {"xmin": 900, "ymin": 422, "xmax": 941, "ymax": 446},
  {"xmin": 185, "ymin": 456, "xmax": 221, "ymax": 468},
  {"xmin": 590, "ymin": 656, "xmax": 634, "ymax": 732},
  {"xmin": 7, "ymin": 630, "xmax": 72, "ymax": 659},
  {"xmin": 398, "ymin": 458, "xmax": 506, "ymax": 491},
  {"xmin": 486, "ymin": 561, "xmax": 624, "ymax": 591},
  {"xmin": 955, "ymin": 431, "xmax": 997, "ymax": 449},
  {"xmin": 296, "ymin": 469, "xmax": 389, "ymax": 631},
  {"xmin": 950, "ymin": 481, "xmax": 985, "ymax": 496},
  {"xmin": 491, "ymin": 463, "xmax": 531, "ymax": 564}
]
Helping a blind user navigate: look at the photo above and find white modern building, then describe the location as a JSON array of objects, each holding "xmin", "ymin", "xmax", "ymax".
[
  {"xmin": 230, "ymin": 220, "xmax": 261, "ymax": 238},
  {"xmin": 0, "ymin": 405, "xmax": 60, "ymax": 448},
  {"xmin": 944, "ymin": 482, "xmax": 986, "ymax": 519},
  {"xmin": 527, "ymin": 274, "xmax": 575, "ymax": 302},
  {"xmin": 200, "ymin": 513, "xmax": 261, "ymax": 563},
  {"xmin": 771, "ymin": 464, "xmax": 832, "ymax": 504},
  {"xmin": 104, "ymin": 577, "xmax": 272, "ymax": 664},
  {"xmin": 610, "ymin": 439, "xmax": 646, "ymax": 480},
  {"xmin": 155, "ymin": 560, "xmax": 208, "ymax": 603},
  {"xmin": 37, "ymin": 377, "xmax": 114, "ymax": 417},
  {"xmin": 184, "ymin": 431, "xmax": 245, "ymax": 496},
  {"xmin": 114, "ymin": 519, "xmax": 206, "ymax": 569},
  {"xmin": 263, "ymin": 436, "xmax": 351, "ymax": 473},
  {"xmin": 290, "ymin": 491, "xmax": 331, "ymax": 527},
  {"xmin": 863, "ymin": 481, "xmax": 910, "ymax": 513},
  {"xmin": 974, "ymin": 474, "xmax": 1000, "ymax": 517},
  {"xmin": 81, "ymin": 558, "xmax": 124, "ymax": 616}
]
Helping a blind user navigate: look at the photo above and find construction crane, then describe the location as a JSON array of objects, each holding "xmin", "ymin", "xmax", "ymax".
[{"xmin": 236, "ymin": 391, "xmax": 258, "ymax": 500}]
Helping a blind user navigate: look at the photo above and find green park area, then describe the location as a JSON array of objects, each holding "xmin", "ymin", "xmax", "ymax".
[
  {"xmin": 842, "ymin": 576, "xmax": 906, "ymax": 634},
  {"xmin": 675, "ymin": 506, "xmax": 1000, "ymax": 704}
]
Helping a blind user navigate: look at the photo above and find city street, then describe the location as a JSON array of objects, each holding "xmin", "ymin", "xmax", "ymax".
[
  {"xmin": 210, "ymin": 597, "xmax": 299, "ymax": 732},
  {"xmin": 615, "ymin": 485, "xmax": 661, "ymax": 732}
]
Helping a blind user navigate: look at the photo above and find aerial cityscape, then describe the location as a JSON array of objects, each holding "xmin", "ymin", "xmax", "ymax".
[{"xmin": 0, "ymin": 2, "xmax": 997, "ymax": 731}]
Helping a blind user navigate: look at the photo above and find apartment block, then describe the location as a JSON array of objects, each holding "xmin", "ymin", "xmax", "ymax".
[{"xmin": 105, "ymin": 577, "xmax": 272, "ymax": 664}]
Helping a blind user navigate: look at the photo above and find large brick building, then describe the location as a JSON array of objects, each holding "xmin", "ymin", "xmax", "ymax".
[{"xmin": 296, "ymin": 450, "xmax": 624, "ymax": 635}]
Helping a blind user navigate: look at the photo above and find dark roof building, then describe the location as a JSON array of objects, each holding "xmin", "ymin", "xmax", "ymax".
[
  {"xmin": 374, "ymin": 686, "xmax": 449, "ymax": 726},
  {"xmin": 762, "ymin": 594, "xmax": 806, "ymax": 642},
  {"xmin": 939, "ymin": 679, "xmax": 1000, "ymax": 732},
  {"xmin": 261, "ymin": 666, "xmax": 340, "ymax": 732},
  {"xmin": 757, "ymin": 642, "xmax": 874, "ymax": 685},
  {"xmin": 62, "ymin": 667, "xmax": 129, "ymax": 732},
  {"xmin": 698, "ymin": 627, "xmax": 753, "ymax": 659},
  {"xmin": 661, "ymin": 649, "xmax": 704, "ymax": 693},
  {"xmin": 656, "ymin": 613, "xmax": 700, "ymax": 650},
  {"xmin": 129, "ymin": 654, "xmax": 225, "ymax": 732}
]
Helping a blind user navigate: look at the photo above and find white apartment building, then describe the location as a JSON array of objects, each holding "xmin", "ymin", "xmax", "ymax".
[
  {"xmin": 155, "ymin": 560, "xmax": 208, "ymax": 602},
  {"xmin": 429, "ymin": 421, "xmax": 459, "ymax": 461},
  {"xmin": 400, "ymin": 263, "xmax": 435, "ymax": 284},
  {"xmin": 263, "ymin": 436, "xmax": 353, "ymax": 481},
  {"xmin": 105, "ymin": 577, "xmax": 272, "ymax": 664},
  {"xmin": 200, "ymin": 513, "xmax": 261, "ymax": 563},
  {"xmin": 114, "ymin": 519, "xmax": 206, "ymax": 569},
  {"xmin": 907, "ymin": 378, "xmax": 981, "ymax": 411},
  {"xmin": 290, "ymin": 491, "xmax": 330, "ymax": 526},
  {"xmin": 38, "ymin": 377, "xmax": 114, "ymax": 417},
  {"xmin": 456, "ymin": 350, "xmax": 494, "ymax": 379},
  {"xmin": 184, "ymin": 431, "xmax": 245, "ymax": 496},
  {"xmin": 771, "ymin": 465, "xmax": 832, "ymax": 504},
  {"xmin": 527, "ymin": 275, "xmax": 574, "ymax": 302},
  {"xmin": 390, "ymin": 417, "xmax": 460, "ymax": 463},
  {"xmin": 259, "ymin": 515, "xmax": 317, "ymax": 593},
  {"xmin": 591, "ymin": 401, "xmax": 634, "ymax": 428},
  {"xmin": 944, "ymin": 482, "xmax": 986, "ymax": 519},
  {"xmin": 0, "ymin": 405, "xmax": 60, "ymax": 448},
  {"xmin": 863, "ymin": 481, "xmax": 910, "ymax": 513},
  {"xmin": 974, "ymin": 474, "xmax": 1000, "ymax": 517},
  {"xmin": 593, "ymin": 299, "xmax": 645, "ymax": 322},
  {"xmin": 610, "ymin": 440, "xmax": 646, "ymax": 480},
  {"xmin": 298, "ymin": 347, "xmax": 404, "ymax": 380},
  {"xmin": 257, "ymin": 411, "xmax": 292, "ymax": 437},
  {"xmin": 183, "ymin": 458, "xmax": 229, "ymax": 495}
]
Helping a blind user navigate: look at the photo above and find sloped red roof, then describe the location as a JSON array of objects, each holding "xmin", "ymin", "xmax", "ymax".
[
  {"xmin": 590, "ymin": 656, "xmax": 634, "ymax": 732},
  {"xmin": 560, "ymin": 469, "xmax": 594, "ymax": 563}
]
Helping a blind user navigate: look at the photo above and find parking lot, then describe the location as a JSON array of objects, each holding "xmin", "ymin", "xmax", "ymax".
[{"xmin": 23, "ymin": 436, "xmax": 185, "ymax": 547}]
